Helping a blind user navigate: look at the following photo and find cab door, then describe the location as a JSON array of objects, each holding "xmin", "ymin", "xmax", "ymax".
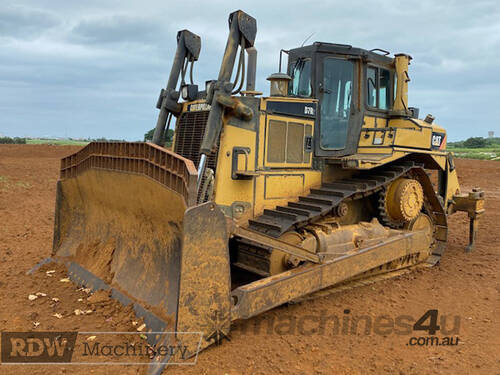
[{"xmin": 315, "ymin": 55, "xmax": 362, "ymax": 157}]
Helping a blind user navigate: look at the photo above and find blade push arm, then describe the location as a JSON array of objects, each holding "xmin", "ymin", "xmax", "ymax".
[
  {"xmin": 197, "ymin": 10, "xmax": 256, "ymax": 189},
  {"xmin": 152, "ymin": 30, "xmax": 201, "ymax": 145}
]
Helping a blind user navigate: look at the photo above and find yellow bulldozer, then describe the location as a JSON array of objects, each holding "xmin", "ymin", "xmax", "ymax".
[{"xmin": 42, "ymin": 9, "xmax": 484, "ymax": 372}]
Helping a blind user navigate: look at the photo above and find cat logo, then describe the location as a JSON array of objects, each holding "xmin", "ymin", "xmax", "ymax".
[
  {"xmin": 304, "ymin": 106, "xmax": 315, "ymax": 115},
  {"xmin": 431, "ymin": 132, "xmax": 446, "ymax": 149}
]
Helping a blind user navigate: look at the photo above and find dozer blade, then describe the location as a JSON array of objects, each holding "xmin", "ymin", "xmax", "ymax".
[{"xmin": 47, "ymin": 142, "xmax": 231, "ymax": 371}]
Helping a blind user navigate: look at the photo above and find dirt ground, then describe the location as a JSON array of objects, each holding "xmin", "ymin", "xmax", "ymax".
[{"xmin": 0, "ymin": 144, "xmax": 498, "ymax": 374}]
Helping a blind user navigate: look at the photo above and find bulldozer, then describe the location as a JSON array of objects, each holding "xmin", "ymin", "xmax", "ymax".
[{"xmin": 41, "ymin": 9, "xmax": 485, "ymax": 372}]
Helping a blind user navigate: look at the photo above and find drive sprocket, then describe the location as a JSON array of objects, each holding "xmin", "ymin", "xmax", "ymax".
[{"xmin": 379, "ymin": 178, "xmax": 424, "ymax": 227}]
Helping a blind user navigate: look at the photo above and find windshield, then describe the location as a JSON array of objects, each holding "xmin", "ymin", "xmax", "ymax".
[{"xmin": 289, "ymin": 59, "xmax": 312, "ymax": 97}]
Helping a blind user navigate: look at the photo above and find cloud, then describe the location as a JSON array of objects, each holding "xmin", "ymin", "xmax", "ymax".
[
  {"xmin": 69, "ymin": 15, "xmax": 164, "ymax": 45},
  {"xmin": 0, "ymin": 5, "xmax": 59, "ymax": 39},
  {"xmin": 0, "ymin": 0, "xmax": 499, "ymax": 140}
]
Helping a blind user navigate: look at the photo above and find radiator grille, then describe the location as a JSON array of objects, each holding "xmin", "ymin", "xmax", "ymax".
[{"xmin": 174, "ymin": 110, "xmax": 218, "ymax": 171}]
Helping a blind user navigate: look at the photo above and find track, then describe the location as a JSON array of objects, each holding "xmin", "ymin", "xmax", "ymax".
[
  {"xmin": 249, "ymin": 161, "xmax": 421, "ymax": 237},
  {"xmin": 239, "ymin": 161, "xmax": 448, "ymax": 276}
]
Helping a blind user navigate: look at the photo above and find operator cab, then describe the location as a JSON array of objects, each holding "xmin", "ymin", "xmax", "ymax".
[{"xmin": 286, "ymin": 42, "xmax": 397, "ymax": 157}]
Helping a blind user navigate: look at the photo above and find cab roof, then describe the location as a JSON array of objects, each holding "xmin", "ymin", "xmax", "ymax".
[{"xmin": 289, "ymin": 42, "xmax": 396, "ymax": 66}]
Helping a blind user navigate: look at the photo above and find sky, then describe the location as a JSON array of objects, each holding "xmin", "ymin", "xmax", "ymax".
[{"xmin": 0, "ymin": 0, "xmax": 499, "ymax": 141}]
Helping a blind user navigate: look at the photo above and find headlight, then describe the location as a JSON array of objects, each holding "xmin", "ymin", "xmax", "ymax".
[
  {"xmin": 181, "ymin": 85, "xmax": 189, "ymax": 100},
  {"xmin": 181, "ymin": 84, "xmax": 198, "ymax": 101},
  {"xmin": 205, "ymin": 80, "xmax": 216, "ymax": 95}
]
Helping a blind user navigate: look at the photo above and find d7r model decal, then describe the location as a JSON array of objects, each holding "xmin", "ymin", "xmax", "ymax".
[{"xmin": 266, "ymin": 101, "xmax": 317, "ymax": 119}]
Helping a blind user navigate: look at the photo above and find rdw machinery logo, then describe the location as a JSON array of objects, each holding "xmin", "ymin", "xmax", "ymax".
[{"xmin": 1, "ymin": 332, "xmax": 77, "ymax": 363}]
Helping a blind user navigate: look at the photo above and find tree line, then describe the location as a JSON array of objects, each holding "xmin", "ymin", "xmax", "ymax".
[
  {"xmin": 0, "ymin": 137, "xmax": 26, "ymax": 144},
  {"xmin": 448, "ymin": 137, "xmax": 500, "ymax": 149},
  {"xmin": 143, "ymin": 128, "xmax": 174, "ymax": 146}
]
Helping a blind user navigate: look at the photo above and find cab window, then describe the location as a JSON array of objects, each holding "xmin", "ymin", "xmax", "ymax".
[
  {"xmin": 289, "ymin": 59, "xmax": 312, "ymax": 97},
  {"xmin": 367, "ymin": 67, "xmax": 377, "ymax": 107},
  {"xmin": 367, "ymin": 66, "xmax": 392, "ymax": 110}
]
